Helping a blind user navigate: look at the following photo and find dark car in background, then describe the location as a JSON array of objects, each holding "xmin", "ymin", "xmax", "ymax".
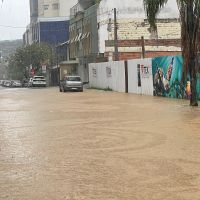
[{"xmin": 59, "ymin": 76, "xmax": 83, "ymax": 92}]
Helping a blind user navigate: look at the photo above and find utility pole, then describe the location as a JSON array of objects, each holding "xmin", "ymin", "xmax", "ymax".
[
  {"xmin": 141, "ymin": 36, "xmax": 145, "ymax": 58},
  {"xmin": 114, "ymin": 8, "xmax": 119, "ymax": 61}
]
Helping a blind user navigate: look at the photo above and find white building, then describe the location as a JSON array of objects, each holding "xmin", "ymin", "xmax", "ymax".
[
  {"xmin": 59, "ymin": 0, "xmax": 78, "ymax": 17},
  {"xmin": 38, "ymin": 0, "xmax": 77, "ymax": 17},
  {"xmin": 97, "ymin": 0, "xmax": 181, "ymax": 53}
]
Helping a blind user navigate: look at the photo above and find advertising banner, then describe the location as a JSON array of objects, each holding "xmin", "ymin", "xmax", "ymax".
[{"xmin": 128, "ymin": 59, "xmax": 153, "ymax": 96}]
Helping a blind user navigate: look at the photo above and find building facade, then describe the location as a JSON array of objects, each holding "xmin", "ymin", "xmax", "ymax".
[
  {"xmin": 30, "ymin": 0, "xmax": 38, "ymax": 22},
  {"xmin": 69, "ymin": 0, "xmax": 98, "ymax": 82},
  {"xmin": 38, "ymin": 0, "xmax": 77, "ymax": 17},
  {"xmin": 24, "ymin": 0, "xmax": 75, "ymax": 85},
  {"xmin": 59, "ymin": 0, "xmax": 78, "ymax": 17},
  {"xmin": 38, "ymin": 0, "xmax": 59, "ymax": 17},
  {"xmin": 68, "ymin": 0, "xmax": 181, "ymax": 83},
  {"xmin": 25, "ymin": 0, "xmax": 77, "ymax": 45},
  {"xmin": 97, "ymin": 0, "xmax": 181, "ymax": 58},
  {"xmin": 26, "ymin": 0, "xmax": 182, "ymax": 84}
]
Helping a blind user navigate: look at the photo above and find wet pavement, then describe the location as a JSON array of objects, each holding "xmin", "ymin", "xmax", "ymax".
[{"xmin": 0, "ymin": 87, "xmax": 200, "ymax": 200}]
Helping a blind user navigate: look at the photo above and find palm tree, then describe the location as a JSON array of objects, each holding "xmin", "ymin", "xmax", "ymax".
[{"xmin": 143, "ymin": 0, "xmax": 200, "ymax": 106}]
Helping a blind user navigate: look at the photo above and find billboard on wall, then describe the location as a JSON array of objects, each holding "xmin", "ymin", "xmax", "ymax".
[
  {"xmin": 152, "ymin": 56, "xmax": 200, "ymax": 99},
  {"xmin": 128, "ymin": 59, "xmax": 153, "ymax": 96}
]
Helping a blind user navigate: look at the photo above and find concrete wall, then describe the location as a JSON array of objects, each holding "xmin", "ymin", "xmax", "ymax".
[
  {"xmin": 89, "ymin": 58, "xmax": 153, "ymax": 95},
  {"xmin": 105, "ymin": 38, "xmax": 182, "ymax": 60},
  {"xmin": 105, "ymin": 51, "xmax": 182, "ymax": 61},
  {"xmin": 97, "ymin": 0, "xmax": 180, "ymax": 54},
  {"xmin": 89, "ymin": 61, "xmax": 125, "ymax": 92},
  {"xmin": 89, "ymin": 56, "xmax": 200, "ymax": 100}
]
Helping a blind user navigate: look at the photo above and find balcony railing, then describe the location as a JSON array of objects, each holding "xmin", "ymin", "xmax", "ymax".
[
  {"xmin": 70, "ymin": 3, "xmax": 84, "ymax": 19},
  {"xmin": 70, "ymin": 1, "xmax": 95, "ymax": 19}
]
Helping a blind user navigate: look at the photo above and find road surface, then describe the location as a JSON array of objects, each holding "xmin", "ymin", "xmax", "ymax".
[{"xmin": 0, "ymin": 87, "xmax": 200, "ymax": 200}]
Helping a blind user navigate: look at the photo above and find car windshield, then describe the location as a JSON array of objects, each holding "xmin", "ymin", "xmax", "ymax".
[{"xmin": 66, "ymin": 77, "xmax": 81, "ymax": 81}]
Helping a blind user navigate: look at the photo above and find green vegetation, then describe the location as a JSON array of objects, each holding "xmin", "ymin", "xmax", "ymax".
[
  {"xmin": 7, "ymin": 43, "xmax": 52, "ymax": 80},
  {"xmin": 95, "ymin": 0, "xmax": 101, "ymax": 4},
  {"xmin": 89, "ymin": 86, "xmax": 113, "ymax": 91}
]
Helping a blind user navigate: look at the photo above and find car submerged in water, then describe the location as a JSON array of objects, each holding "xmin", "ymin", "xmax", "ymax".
[{"xmin": 59, "ymin": 75, "xmax": 83, "ymax": 92}]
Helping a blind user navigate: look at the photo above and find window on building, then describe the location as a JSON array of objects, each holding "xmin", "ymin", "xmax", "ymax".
[
  {"xmin": 43, "ymin": 4, "xmax": 49, "ymax": 10},
  {"xmin": 52, "ymin": 3, "xmax": 59, "ymax": 10}
]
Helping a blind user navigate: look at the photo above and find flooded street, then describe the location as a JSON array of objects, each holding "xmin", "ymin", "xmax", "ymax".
[{"xmin": 0, "ymin": 87, "xmax": 200, "ymax": 200}]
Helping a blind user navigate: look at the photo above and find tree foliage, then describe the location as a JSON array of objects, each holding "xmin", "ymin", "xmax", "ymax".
[{"xmin": 7, "ymin": 43, "xmax": 52, "ymax": 80}]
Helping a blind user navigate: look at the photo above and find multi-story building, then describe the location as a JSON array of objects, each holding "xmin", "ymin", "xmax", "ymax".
[
  {"xmin": 24, "ymin": 0, "xmax": 77, "ymax": 45},
  {"xmin": 38, "ymin": 0, "xmax": 59, "ymax": 17},
  {"xmin": 38, "ymin": 0, "xmax": 77, "ymax": 17},
  {"xmin": 30, "ymin": 0, "xmax": 38, "ymax": 22},
  {"xmin": 59, "ymin": 0, "xmax": 77, "ymax": 17},
  {"xmin": 23, "ymin": 0, "xmax": 77, "ymax": 85},
  {"xmin": 69, "ymin": 0, "xmax": 98, "ymax": 82},
  {"xmin": 68, "ymin": 0, "xmax": 181, "ymax": 82},
  {"xmin": 98, "ymin": 0, "xmax": 181, "ymax": 59}
]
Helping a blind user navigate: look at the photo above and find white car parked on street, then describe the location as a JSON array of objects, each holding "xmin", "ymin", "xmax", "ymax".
[{"xmin": 28, "ymin": 76, "xmax": 46, "ymax": 87}]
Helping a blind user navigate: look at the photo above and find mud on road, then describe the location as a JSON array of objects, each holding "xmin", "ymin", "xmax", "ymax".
[{"xmin": 0, "ymin": 87, "xmax": 200, "ymax": 200}]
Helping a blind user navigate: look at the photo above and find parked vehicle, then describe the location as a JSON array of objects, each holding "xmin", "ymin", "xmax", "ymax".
[
  {"xmin": 3, "ymin": 80, "xmax": 12, "ymax": 87},
  {"xmin": 0, "ymin": 80, "xmax": 4, "ymax": 86},
  {"xmin": 59, "ymin": 76, "xmax": 83, "ymax": 92},
  {"xmin": 11, "ymin": 80, "xmax": 22, "ymax": 87},
  {"xmin": 28, "ymin": 76, "xmax": 46, "ymax": 87}
]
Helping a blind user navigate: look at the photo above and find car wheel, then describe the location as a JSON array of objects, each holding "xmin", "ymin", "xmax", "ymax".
[{"xmin": 61, "ymin": 86, "xmax": 65, "ymax": 92}]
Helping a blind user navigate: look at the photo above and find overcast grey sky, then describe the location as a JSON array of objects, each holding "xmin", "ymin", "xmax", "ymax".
[{"xmin": 0, "ymin": 0, "xmax": 30, "ymax": 41}]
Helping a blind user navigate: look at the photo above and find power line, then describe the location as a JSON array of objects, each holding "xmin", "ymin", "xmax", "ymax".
[{"xmin": 0, "ymin": 24, "xmax": 26, "ymax": 29}]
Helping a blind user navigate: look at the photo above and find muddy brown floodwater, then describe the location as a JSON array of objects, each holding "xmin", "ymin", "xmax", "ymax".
[{"xmin": 0, "ymin": 87, "xmax": 200, "ymax": 200}]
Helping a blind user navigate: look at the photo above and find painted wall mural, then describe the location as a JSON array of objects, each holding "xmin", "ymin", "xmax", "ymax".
[{"xmin": 152, "ymin": 56, "xmax": 200, "ymax": 100}]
